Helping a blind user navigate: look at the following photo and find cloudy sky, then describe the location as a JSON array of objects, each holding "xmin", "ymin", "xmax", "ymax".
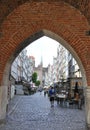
[{"xmin": 26, "ymin": 36, "xmax": 59, "ymax": 67}]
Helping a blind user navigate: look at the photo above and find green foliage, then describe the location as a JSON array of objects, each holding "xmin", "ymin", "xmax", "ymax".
[
  {"xmin": 35, "ymin": 80, "xmax": 41, "ymax": 86},
  {"xmin": 32, "ymin": 72, "xmax": 37, "ymax": 83},
  {"xmin": 32, "ymin": 72, "xmax": 41, "ymax": 86}
]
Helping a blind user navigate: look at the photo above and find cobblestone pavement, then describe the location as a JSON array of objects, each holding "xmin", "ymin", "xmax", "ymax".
[{"xmin": 0, "ymin": 92, "xmax": 86, "ymax": 130}]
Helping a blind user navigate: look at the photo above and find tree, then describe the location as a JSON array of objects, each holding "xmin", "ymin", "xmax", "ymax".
[
  {"xmin": 32, "ymin": 72, "xmax": 37, "ymax": 83},
  {"xmin": 35, "ymin": 80, "xmax": 41, "ymax": 86}
]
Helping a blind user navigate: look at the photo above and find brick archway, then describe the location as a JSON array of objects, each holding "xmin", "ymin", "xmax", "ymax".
[
  {"xmin": 0, "ymin": 1, "xmax": 90, "ymax": 127},
  {"xmin": 3, "ymin": 29, "xmax": 87, "ymax": 87},
  {"xmin": 0, "ymin": 1, "xmax": 90, "ymax": 85}
]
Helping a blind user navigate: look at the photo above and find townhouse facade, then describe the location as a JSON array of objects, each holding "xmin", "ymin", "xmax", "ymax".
[
  {"xmin": 46, "ymin": 44, "xmax": 82, "ymax": 94},
  {"xmin": 9, "ymin": 49, "xmax": 35, "ymax": 99},
  {"xmin": 68, "ymin": 53, "xmax": 82, "ymax": 95}
]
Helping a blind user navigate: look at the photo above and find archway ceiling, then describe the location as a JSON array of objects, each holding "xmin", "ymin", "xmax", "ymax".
[{"xmin": 0, "ymin": 0, "xmax": 90, "ymax": 28}]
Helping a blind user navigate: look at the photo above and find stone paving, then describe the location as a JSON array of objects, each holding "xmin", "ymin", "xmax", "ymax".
[{"xmin": 0, "ymin": 92, "xmax": 86, "ymax": 130}]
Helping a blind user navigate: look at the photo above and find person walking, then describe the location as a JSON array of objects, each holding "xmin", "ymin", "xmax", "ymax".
[
  {"xmin": 74, "ymin": 82, "xmax": 79, "ymax": 98},
  {"xmin": 44, "ymin": 89, "xmax": 47, "ymax": 97},
  {"xmin": 78, "ymin": 93, "xmax": 84, "ymax": 109},
  {"xmin": 49, "ymin": 86, "xmax": 56, "ymax": 107}
]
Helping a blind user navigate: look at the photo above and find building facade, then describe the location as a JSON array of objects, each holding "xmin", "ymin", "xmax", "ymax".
[{"xmin": 9, "ymin": 49, "xmax": 35, "ymax": 99}]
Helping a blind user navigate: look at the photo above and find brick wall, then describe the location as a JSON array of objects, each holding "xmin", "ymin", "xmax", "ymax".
[{"xmin": 0, "ymin": 0, "xmax": 90, "ymax": 25}]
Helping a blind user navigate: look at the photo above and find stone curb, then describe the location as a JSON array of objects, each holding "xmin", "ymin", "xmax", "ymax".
[{"xmin": 7, "ymin": 96, "xmax": 21, "ymax": 116}]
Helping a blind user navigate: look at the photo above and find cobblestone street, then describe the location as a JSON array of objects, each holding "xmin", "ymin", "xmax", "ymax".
[{"xmin": 0, "ymin": 92, "xmax": 86, "ymax": 130}]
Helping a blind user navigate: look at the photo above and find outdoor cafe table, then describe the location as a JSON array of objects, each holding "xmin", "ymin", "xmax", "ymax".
[
  {"xmin": 56, "ymin": 94, "xmax": 66, "ymax": 98},
  {"xmin": 56, "ymin": 94, "xmax": 66, "ymax": 105}
]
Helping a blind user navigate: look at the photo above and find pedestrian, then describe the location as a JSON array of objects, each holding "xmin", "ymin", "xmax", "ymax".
[
  {"xmin": 78, "ymin": 93, "xmax": 84, "ymax": 109},
  {"xmin": 49, "ymin": 86, "xmax": 56, "ymax": 107},
  {"xmin": 44, "ymin": 89, "xmax": 47, "ymax": 97},
  {"xmin": 73, "ymin": 92, "xmax": 79, "ymax": 108},
  {"xmin": 74, "ymin": 82, "xmax": 79, "ymax": 98}
]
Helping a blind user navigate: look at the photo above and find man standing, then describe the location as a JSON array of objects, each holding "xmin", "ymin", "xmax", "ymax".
[{"xmin": 49, "ymin": 86, "xmax": 56, "ymax": 107}]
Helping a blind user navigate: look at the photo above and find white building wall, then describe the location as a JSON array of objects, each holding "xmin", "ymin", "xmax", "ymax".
[
  {"xmin": 48, "ymin": 65, "xmax": 53, "ymax": 85},
  {"xmin": 57, "ymin": 44, "xmax": 68, "ymax": 81},
  {"xmin": 10, "ymin": 85, "xmax": 15, "ymax": 99},
  {"xmin": 44, "ymin": 72, "xmax": 49, "ymax": 86},
  {"xmin": 53, "ymin": 57, "xmax": 58, "ymax": 82},
  {"xmin": 10, "ymin": 48, "xmax": 35, "ymax": 98},
  {"xmin": 68, "ymin": 52, "xmax": 82, "ymax": 78}
]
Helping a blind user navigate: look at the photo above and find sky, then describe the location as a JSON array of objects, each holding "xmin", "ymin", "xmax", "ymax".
[{"xmin": 26, "ymin": 36, "xmax": 59, "ymax": 67}]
